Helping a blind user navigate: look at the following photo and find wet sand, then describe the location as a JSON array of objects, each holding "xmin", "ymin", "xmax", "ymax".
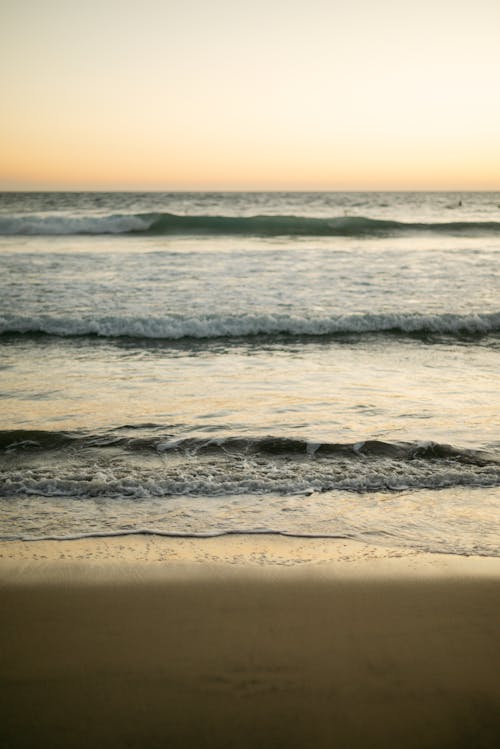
[{"xmin": 1, "ymin": 536, "xmax": 500, "ymax": 748}]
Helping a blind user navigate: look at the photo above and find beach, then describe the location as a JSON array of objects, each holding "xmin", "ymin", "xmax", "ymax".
[
  {"xmin": 1, "ymin": 192, "xmax": 500, "ymax": 746},
  {"xmin": 1, "ymin": 536, "xmax": 500, "ymax": 749}
]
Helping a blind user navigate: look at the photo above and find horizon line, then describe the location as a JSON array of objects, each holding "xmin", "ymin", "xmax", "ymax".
[{"xmin": 1, "ymin": 187, "xmax": 500, "ymax": 194}]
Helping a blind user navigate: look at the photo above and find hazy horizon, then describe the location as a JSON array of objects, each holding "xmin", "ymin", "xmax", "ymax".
[{"xmin": 2, "ymin": 188, "xmax": 499, "ymax": 193}]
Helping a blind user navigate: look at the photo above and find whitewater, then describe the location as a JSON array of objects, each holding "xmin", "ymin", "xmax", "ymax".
[{"xmin": 1, "ymin": 191, "xmax": 500, "ymax": 555}]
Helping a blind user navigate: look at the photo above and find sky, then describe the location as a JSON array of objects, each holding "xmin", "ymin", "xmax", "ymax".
[{"xmin": 1, "ymin": 0, "xmax": 499, "ymax": 190}]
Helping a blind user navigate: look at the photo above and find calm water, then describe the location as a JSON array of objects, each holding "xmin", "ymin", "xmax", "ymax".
[{"xmin": 1, "ymin": 191, "xmax": 500, "ymax": 555}]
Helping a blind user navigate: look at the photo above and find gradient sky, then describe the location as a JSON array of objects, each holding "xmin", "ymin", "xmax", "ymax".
[{"xmin": 1, "ymin": 0, "xmax": 499, "ymax": 190}]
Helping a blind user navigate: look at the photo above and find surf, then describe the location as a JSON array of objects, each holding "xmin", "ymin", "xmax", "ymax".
[
  {"xmin": 2, "ymin": 311, "xmax": 500, "ymax": 340},
  {"xmin": 2, "ymin": 212, "xmax": 500, "ymax": 237}
]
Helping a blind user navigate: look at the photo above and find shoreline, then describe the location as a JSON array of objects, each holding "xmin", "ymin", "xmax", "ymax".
[
  {"xmin": 2, "ymin": 532, "xmax": 500, "ymax": 573},
  {"xmin": 2, "ymin": 532, "xmax": 500, "ymax": 569},
  {"xmin": 1, "ymin": 536, "xmax": 500, "ymax": 748}
]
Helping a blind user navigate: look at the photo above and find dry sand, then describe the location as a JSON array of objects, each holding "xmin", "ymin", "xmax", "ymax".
[{"xmin": 1, "ymin": 535, "xmax": 500, "ymax": 748}]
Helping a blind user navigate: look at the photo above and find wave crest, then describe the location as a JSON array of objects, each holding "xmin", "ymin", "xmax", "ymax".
[
  {"xmin": 1, "ymin": 312, "xmax": 500, "ymax": 340},
  {"xmin": 2, "ymin": 433, "xmax": 499, "ymax": 499},
  {"xmin": 2, "ymin": 212, "xmax": 500, "ymax": 237}
]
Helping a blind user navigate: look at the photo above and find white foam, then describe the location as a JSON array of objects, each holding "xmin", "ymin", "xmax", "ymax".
[
  {"xmin": 0, "ymin": 213, "xmax": 154, "ymax": 235},
  {"xmin": 1, "ymin": 311, "xmax": 500, "ymax": 339},
  {"xmin": 2, "ymin": 457, "xmax": 500, "ymax": 499}
]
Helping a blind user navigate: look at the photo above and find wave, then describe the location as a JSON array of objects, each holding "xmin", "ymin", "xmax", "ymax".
[
  {"xmin": 2, "ymin": 431, "xmax": 499, "ymax": 499},
  {"xmin": 3, "ymin": 431, "xmax": 499, "ymax": 554},
  {"xmin": 2, "ymin": 212, "xmax": 500, "ymax": 237},
  {"xmin": 3, "ymin": 458, "xmax": 499, "ymax": 498},
  {"xmin": 1, "ymin": 312, "xmax": 500, "ymax": 340},
  {"xmin": 1, "ymin": 429, "xmax": 498, "ymax": 463}
]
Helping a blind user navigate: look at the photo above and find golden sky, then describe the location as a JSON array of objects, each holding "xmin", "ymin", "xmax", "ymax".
[{"xmin": 1, "ymin": 0, "xmax": 499, "ymax": 190}]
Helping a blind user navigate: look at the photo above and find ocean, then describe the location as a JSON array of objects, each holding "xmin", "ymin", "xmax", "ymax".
[{"xmin": 1, "ymin": 191, "xmax": 499, "ymax": 555}]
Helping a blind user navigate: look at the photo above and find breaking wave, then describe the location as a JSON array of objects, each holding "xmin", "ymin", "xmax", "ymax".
[
  {"xmin": 1, "ymin": 312, "xmax": 500, "ymax": 340},
  {"xmin": 2, "ymin": 430, "xmax": 499, "ymax": 499},
  {"xmin": 2, "ymin": 212, "xmax": 500, "ymax": 237},
  {"xmin": 3, "ymin": 459, "xmax": 500, "ymax": 499},
  {"xmin": 3, "ymin": 430, "xmax": 499, "ymax": 554},
  {"xmin": 0, "ymin": 429, "xmax": 497, "ymax": 461}
]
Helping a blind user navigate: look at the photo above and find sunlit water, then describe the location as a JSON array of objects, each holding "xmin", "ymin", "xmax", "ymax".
[{"xmin": 1, "ymin": 191, "xmax": 500, "ymax": 555}]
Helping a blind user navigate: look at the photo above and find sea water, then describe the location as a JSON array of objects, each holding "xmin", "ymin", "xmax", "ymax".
[{"xmin": 1, "ymin": 191, "xmax": 499, "ymax": 555}]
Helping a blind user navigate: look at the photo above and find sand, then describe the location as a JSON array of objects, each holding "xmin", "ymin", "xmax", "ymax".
[{"xmin": 1, "ymin": 535, "xmax": 500, "ymax": 749}]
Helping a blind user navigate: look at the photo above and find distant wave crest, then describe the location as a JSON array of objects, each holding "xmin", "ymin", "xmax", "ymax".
[
  {"xmin": 2, "ymin": 212, "xmax": 500, "ymax": 237},
  {"xmin": 1, "ymin": 312, "xmax": 500, "ymax": 340}
]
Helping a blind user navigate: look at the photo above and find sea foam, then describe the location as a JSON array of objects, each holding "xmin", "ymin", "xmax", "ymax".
[{"xmin": 1, "ymin": 311, "xmax": 499, "ymax": 339}]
